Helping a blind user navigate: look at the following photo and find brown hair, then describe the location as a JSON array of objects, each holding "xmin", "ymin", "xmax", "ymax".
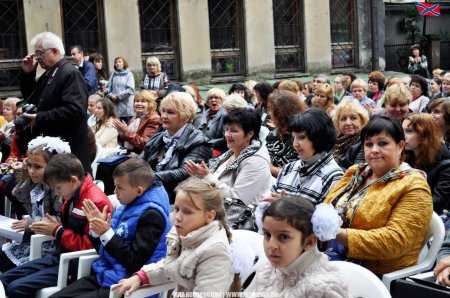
[
  {"xmin": 113, "ymin": 158, "xmax": 155, "ymax": 188},
  {"xmin": 404, "ymin": 113, "xmax": 442, "ymax": 169},
  {"xmin": 278, "ymin": 80, "xmax": 300, "ymax": 94},
  {"xmin": 268, "ymin": 90, "xmax": 306, "ymax": 135},
  {"xmin": 175, "ymin": 177, "xmax": 232, "ymax": 241},
  {"xmin": 114, "ymin": 56, "xmax": 129, "ymax": 70}
]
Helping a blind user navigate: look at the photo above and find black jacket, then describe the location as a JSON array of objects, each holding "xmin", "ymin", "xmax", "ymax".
[
  {"xmin": 197, "ymin": 108, "xmax": 227, "ymax": 152},
  {"xmin": 142, "ymin": 123, "xmax": 211, "ymax": 201},
  {"xmin": 20, "ymin": 59, "xmax": 91, "ymax": 172},
  {"xmin": 90, "ymin": 209, "xmax": 165, "ymax": 274},
  {"xmin": 426, "ymin": 145, "xmax": 450, "ymax": 214}
]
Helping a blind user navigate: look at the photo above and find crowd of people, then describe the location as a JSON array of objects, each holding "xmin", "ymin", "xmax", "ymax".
[{"xmin": 0, "ymin": 32, "xmax": 450, "ymax": 297}]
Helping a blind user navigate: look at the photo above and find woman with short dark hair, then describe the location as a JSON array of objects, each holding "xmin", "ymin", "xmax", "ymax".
[
  {"xmin": 408, "ymin": 44, "xmax": 429, "ymax": 78},
  {"xmin": 325, "ymin": 115, "xmax": 432, "ymax": 274},
  {"xmin": 266, "ymin": 90, "xmax": 307, "ymax": 177},
  {"xmin": 186, "ymin": 108, "xmax": 272, "ymax": 205},
  {"xmin": 409, "ymin": 75, "xmax": 430, "ymax": 113},
  {"xmin": 270, "ymin": 109, "xmax": 343, "ymax": 204}
]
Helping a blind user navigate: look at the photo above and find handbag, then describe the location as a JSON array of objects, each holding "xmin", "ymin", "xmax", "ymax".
[{"xmin": 224, "ymin": 197, "xmax": 257, "ymax": 231}]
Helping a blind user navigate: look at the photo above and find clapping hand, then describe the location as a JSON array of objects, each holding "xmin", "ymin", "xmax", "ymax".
[
  {"xmin": 185, "ymin": 160, "xmax": 210, "ymax": 177},
  {"xmin": 11, "ymin": 218, "xmax": 28, "ymax": 232},
  {"xmin": 82, "ymin": 200, "xmax": 111, "ymax": 235},
  {"xmin": 112, "ymin": 118, "xmax": 128, "ymax": 133},
  {"xmin": 30, "ymin": 214, "xmax": 60, "ymax": 236}
]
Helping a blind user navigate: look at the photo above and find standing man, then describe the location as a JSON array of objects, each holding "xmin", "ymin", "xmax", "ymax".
[
  {"xmin": 20, "ymin": 31, "xmax": 92, "ymax": 172},
  {"xmin": 70, "ymin": 45, "xmax": 97, "ymax": 94}
]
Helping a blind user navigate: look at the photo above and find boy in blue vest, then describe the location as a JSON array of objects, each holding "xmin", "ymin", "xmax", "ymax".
[{"xmin": 49, "ymin": 158, "xmax": 171, "ymax": 298}]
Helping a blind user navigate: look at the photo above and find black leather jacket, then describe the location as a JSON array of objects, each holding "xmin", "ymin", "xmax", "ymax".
[{"xmin": 141, "ymin": 124, "xmax": 211, "ymax": 202}]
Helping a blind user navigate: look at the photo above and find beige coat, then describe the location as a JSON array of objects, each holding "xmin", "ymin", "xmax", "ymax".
[
  {"xmin": 142, "ymin": 221, "xmax": 234, "ymax": 297},
  {"xmin": 93, "ymin": 120, "xmax": 119, "ymax": 149},
  {"xmin": 245, "ymin": 249, "xmax": 348, "ymax": 298}
]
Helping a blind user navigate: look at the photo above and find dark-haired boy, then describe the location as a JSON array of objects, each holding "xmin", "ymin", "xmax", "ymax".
[
  {"xmin": 49, "ymin": 158, "xmax": 171, "ymax": 298},
  {"xmin": 0, "ymin": 153, "xmax": 112, "ymax": 298}
]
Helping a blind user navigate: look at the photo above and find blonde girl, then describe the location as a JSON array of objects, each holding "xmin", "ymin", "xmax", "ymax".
[{"xmin": 113, "ymin": 177, "xmax": 234, "ymax": 297}]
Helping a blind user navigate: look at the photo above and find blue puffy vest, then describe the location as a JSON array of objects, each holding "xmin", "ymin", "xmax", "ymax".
[{"xmin": 92, "ymin": 184, "xmax": 171, "ymax": 287}]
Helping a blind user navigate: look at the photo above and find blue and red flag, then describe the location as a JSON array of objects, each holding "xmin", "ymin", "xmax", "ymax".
[{"xmin": 415, "ymin": 2, "xmax": 441, "ymax": 16}]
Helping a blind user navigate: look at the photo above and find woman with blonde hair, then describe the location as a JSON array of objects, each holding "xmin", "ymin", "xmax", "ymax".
[
  {"xmin": 332, "ymin": 100, "xmax": 369, "ymax": 168},
  {"xmin": 382, "ymin": 83, "xmax": 411, "ymax": 121},
  {"xmin": 403, "ymin": 113, "xmax": 450, "ymax": 214},
  {"xmin": 112, "ymin": 90, "xmax": 161, "ymax": 154},
  {"xmin": 197, "ymin": 88, "xmax": 228, "ymax": 155},
  {"xmin": 312, "ymin": 83, "xmax": 335, "ymax": 116},
  {"xmin": 141, "ymin": 56, "xmax": 169, "ymax": 94},
  {"xmin": 142, "ymin": 92, "xmax": 211, "ymax": 202}
]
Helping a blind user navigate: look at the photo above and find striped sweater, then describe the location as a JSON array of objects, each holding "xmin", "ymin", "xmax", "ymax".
[{"xmin": 272, "ymin": 152, "xmax": 343, "ymax": 204}]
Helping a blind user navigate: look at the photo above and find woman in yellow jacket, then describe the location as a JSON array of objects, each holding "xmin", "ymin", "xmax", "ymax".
[{"xmin": 325, "ymin": 115, "xmax": 433, "ymax": 275}]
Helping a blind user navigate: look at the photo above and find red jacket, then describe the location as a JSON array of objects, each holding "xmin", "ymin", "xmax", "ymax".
[
  {"xmin": 55, "ymin": 174, "xmax": 112, "ymax": 252},
  {"xmin": 119, "ymin": 112, "xmax": 161, "ymax": 153}
]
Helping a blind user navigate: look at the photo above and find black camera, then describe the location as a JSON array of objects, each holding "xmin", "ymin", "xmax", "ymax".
[{"xmin": 14, "ymin": 103, "xmax": 37, "ymax": 131}]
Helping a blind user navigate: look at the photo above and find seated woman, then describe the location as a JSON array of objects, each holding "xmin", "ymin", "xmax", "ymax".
[
  {"xmin": 403, "ymin": 113, "xmax": 450, "ymax": 214},
  {"xmin": 367, "ymin": 71, "xmax": 385, "ymax": 103},
  {"xmin": 271, "ymin": 109, "xmax": 343, "ymax": 204},
  {"xmin": 381, "ymin": 83, "xmax": 411, "ymax": 122},
  {"xmin": 325, "ymin": 115, "xmax": 433, "ymax": 275},
  {"xmin": 141, "ymin": 92, "xmax": 211, "ymax": 202},
  {"xmin": 186, "ymin": 108, "xmax": 271, "ymax": 205},
  {"xmin": 113, "ymin": 90, "xmax": 161, "ymax": 154},
  {"xmin": 430, "ymin": 98, "xmax": 450, "ymax": 146},
  {"xmin": 409, "ymin": 75, "xmax": 430, "ymax": 113},
  {"xmin": 197, "ymin": 88, "xmax": 228, "ymax": 155},
  {"xmin": 311, "ymin": 83, "xmax": 335, "ymax": 116},
  {"xmin": 332, "ymin": 100, "xmax": 369, "ymax": 169},
  {"xmin": 92, "ymin": 98, "xmax": 119, "ymax": 152},
  {"xmin": 266, "ymin": 90, "xmax": 307, "ymax": 178}
]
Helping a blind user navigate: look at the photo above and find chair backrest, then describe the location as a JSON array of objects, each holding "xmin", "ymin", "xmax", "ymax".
[
  {"xmin": 418, "ymin": 212, "xmax": 445, "ymax": 265},
  {"xmin": 230, "ymin": 229, "xmax": 268, "ymax": 284},
  {"xmin": 332, "ymin": 261, "xmax": 391, "ymax": 298}
]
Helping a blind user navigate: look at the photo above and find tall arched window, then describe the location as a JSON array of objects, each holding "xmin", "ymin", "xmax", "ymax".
[
  {"xmin": 0, "ymin": 0, "xmax": 26, "ymax": 92},
  {"xmin": 330, "ymin": 0, "xmax": 358, "ymax": 68},
  {"xmin": 208, "ymin": 0, "xmax": 246, "ymax": 76},
  {"xmin": 139, "ymin": 0, "xmax": 179, "ymax": 80},
  {"xmin": 273, "ymin": 0, "xmax": 305, "ymax": 72}
]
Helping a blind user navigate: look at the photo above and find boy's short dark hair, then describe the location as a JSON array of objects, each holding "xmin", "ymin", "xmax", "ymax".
[
  {"xmin": 113, "ymin": 158, "xmax": 155, "ymax": 188},
  {"xmin": 44, "ymin": 153, "xmax": 85, "ymax": 183}
]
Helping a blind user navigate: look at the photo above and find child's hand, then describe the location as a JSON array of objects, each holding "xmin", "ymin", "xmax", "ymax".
[
  {"xmin": 185, "ymin": 160, "xmax": 209, "ymax": 177},
  {"xmin": 11, "ymin": 218, "xmax": 28, "ymax": 232},
  {"xmin": 30, "ymin": 214, "xmax": 60, "ymax": 236},
  {"xmin": 89, "ymin": 215, "xmax": 111, "ymax": 236},
  {"xmin": 112, "ymin": 275, "xmax": 141, "ymax": 296},
  {"xmin": 83, "ymin": 200, "xmax": 109, "ymax": 222}
]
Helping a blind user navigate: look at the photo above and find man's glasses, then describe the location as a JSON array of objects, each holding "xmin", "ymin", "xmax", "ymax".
[{"xmin": 34, "ymin": 48, "xmax": 51, "ymax": 57}]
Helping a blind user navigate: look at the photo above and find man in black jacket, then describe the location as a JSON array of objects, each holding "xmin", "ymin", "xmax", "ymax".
[{"xmin": 20, "ymin": 32, "xmax": 92, "ymax": 172}]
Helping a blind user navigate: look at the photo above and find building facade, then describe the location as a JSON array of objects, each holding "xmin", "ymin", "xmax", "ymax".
[{"xmin": 0, "ymin": 0, "xmax": 386, "ymax": 96}]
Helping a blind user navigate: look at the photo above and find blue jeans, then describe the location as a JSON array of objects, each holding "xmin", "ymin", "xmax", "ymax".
[{"xmin": 0, "ymin": 255, "xmax": 59, "ymax": 298}]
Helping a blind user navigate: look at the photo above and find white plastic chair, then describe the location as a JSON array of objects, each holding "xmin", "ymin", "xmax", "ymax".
[
  {"xmin": 35, "ymin": 249, "xmax": 97, "ymax": 298},
  {"xmin": 30, "ymin": 234, "xmax": 98, "ymax": 298},
  {"xmin": 382, "ymin": 212, "xmax": 445, "ymax": 291},
  {"xmin": 333, "ymin": 261, "xmax": 392, "ymax": 298},
  {"xmin": 0, "ymin": 280, "xmax": 5, "ymax": 298}
]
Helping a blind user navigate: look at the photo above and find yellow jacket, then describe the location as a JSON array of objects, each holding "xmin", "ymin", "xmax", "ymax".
[{"xmin": 325, "ymin": 164, "xmax": 433, "ymax": 274}]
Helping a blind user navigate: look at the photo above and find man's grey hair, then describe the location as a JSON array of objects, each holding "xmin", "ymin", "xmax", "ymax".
[{"xmin": 30, "ymin": 32, "xmax": 65, "ymax": 56}]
